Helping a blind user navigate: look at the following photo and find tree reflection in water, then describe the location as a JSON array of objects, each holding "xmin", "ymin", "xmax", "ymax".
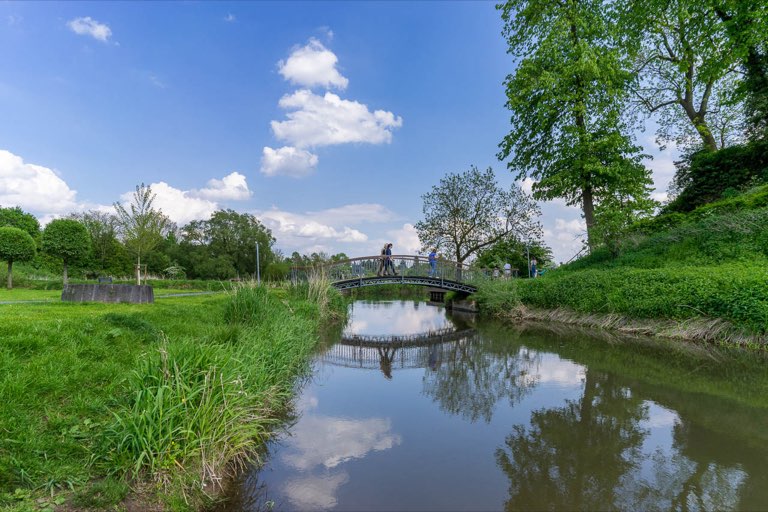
[
  {"xmin": 495, "ymin": 370, "xmax": 648, "ymax": 510},
  {"xmin": 494, "ymin": 367, "xmax": 768, "ymax": 511},
  {"xmin": 421, "ymin": 333, "xmax": 542, "ymax": 423}
]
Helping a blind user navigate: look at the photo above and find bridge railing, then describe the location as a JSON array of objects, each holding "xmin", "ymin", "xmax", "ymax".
[{"xmin": 290, "ymin": 255, "xmax": 489, "ymax": 284}]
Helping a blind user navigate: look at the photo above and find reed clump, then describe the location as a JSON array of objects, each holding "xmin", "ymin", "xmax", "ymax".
[{"xmin": 89, "ymin": 282, "xmax": 345, "ymax": 509}]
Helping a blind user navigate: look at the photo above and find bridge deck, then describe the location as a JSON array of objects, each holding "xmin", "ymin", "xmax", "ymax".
[{"xmin": 331, "ymin": 275, "xmax": 477, "ymax": 293}]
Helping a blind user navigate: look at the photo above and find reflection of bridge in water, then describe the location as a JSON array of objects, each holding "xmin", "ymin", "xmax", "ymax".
[{"xmin": 322, "ymin": 328, "xmax": 477, "ymax": 376}]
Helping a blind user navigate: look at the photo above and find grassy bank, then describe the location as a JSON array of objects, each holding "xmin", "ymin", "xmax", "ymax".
[
  {"xmin": 0, "ymin": 281, "xmax": 345, "ymax": 511},
  {"xmin": 474, "ymin": 186, "xmax": 768, "ymax": 346}
]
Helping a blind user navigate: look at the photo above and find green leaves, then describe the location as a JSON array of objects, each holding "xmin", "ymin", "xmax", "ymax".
[
  {"xmin": 0, "ymin": 227, "xmax": 36, "ymax": 263},
  {"xmin": 498, "ymin": 0, "xmax": 652, "ymax": 247},
  {"xmin": 41, "ymin": 219, "xmax": 91, "ymax": 264},
  {"xmin": 415, "ymin": 166, "xmax": 541, "ymax": 263}
]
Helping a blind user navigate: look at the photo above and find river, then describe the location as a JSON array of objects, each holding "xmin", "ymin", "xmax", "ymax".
[{"xmin": 223, "ymin": 300, "xmax": 768, "ymax": 511}]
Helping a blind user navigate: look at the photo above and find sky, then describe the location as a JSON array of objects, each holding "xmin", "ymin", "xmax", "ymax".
[{"xmin": 0, "ymin": 1, "xmax": 677, "ymax": 263}]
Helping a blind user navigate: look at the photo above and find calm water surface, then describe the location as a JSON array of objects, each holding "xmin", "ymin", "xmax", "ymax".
[{"xmin": 226, "ymin": 300, "xmax": 768, "ymax": 511}]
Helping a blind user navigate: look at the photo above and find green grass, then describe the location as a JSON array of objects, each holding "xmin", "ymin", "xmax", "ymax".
[
  {"xmin": 475, "ymin": 186, "xmax": 768, "ymax": 341},
  {"xmin": 0, "ymin": 288, "xmax": 224, "ymax": 302},
  {"xmin": 0, "ymin": 282, "xmax": 345, "ymax": 510}
]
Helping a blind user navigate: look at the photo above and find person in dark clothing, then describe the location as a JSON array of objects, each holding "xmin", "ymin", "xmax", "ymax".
[
  {"xmin": 384, "ymin": 243, "xmax": 397, "ymax": 276},
  {"xmin": 376, "ymin": 243, "xmax": 387, "ymax": 276}
]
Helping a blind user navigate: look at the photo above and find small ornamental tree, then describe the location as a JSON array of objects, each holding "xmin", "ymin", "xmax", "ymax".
[
  {"xmin": 42, "ymin": 219, "xmax": 92, "ymax": 284},
  {"xmin": 0, "ymin": 226, "xmax": 36, "ymax": 289},
  {"xmin": 114, "ymin": 184, "xmax": 171, "ymax": 285},
  {"xmin": 0, "ymin": 206, "xmax": 40, "ymax": 238}
]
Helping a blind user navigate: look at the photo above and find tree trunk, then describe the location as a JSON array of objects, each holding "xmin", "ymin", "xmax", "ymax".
[
  {"xmin": 6, "ymin": 261, "xmax": 12, "ymax": 290},
  {"xmin": 63, "ymin": 261, "xmax": 68, "ymax": 285},
  {"xmin": 136, "ymin": 253, "xmax": 141, "ymax": 285},
  {"xmin": 582, "ymin": 185, "xmax": 595, "ymax": 249}
]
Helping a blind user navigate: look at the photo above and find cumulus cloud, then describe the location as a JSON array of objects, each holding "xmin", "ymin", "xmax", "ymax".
[
  {"xmin": 117, "ymin": 172, "xmax": 253, "ymax": 226},
  {"xmin": 272, "ymin": 90, "xmax": 402, "ymax": 148},
  {"xmin": 118, "ymin": 182, "xmax": 217, "ymax": 227},
  {"xmin": 67, "ymin": 16, "xmax": 112, "ymax": 42},
  {"xmin": 260, "ymin": 146, "xmax": 318, "ymax": 177},
  {"xmin": 278, "ymin": 38, "xmax": 348, "ymax": 90},
  {"xmin": 191, "ymin": 172, "xmax": 252, "ymax": 201},
  {"xmin": 259, "ymin": 208, "xmax": 367, "ymax": 243},
  {"xmin": 0, "ymin": 149, "xmax": 79, "ymax": 215},
  {"xmin": 224, "ymin": 13, "xmax": 236, "ymax": 22},
  {"xmin": 542, "ymin": 216, "xmax": 586, "ymax": 264},
  {"xmin": 256, "ymin": 203, "xmax": 398, "ymax": 254},
  {"xmin": 385, "ymin": 223, "xmax": 421, "ymax": 254}
]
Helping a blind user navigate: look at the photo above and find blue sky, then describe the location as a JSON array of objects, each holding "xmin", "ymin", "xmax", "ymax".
[{"xmin": 0, "ymin": 1, "xmax": 676, "ymax": 263}]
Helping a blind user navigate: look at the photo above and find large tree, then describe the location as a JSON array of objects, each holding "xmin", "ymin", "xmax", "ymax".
[
  {"xmin": 179, "ymin": 210, "xmax": 275, "ymax": 279},
  {"xmin": 498, "ymin": 0, "xmax": 652, "ymax": 248},
  {"xmin": 0, "ymin": 226, "xmax": 36, "ymax": 289},
  {"xmin": 624, "ymin": 0, "xmax": 744, "ymax": 152},
  {"xmin": 709, "ymin": 0, "xmax": 768, "ymax": 138},
  {"xmin": 68, "ymin": 210, "xmax": 120, "ymax": 272},
  {"xmin": 114, "ymin": 184, "xmax": 171, "ymax": 284},
  {"xmin": 415, "ymin": 166, "xmax": 541, "ymax": 264},
  {"xmin": 41, "ymin": 219, "xmax": 91, "ymax": 284}
]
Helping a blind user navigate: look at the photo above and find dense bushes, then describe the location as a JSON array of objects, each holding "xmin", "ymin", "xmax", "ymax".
[
  {"xmin": 569, "ymin": 206, "xmax": 768, "ymax": 271},
  {"xmin": 666, "ymin": 140, "xmax": 768, "ymax": 213}
]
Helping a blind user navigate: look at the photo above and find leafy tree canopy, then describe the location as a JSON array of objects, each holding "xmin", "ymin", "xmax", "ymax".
[
  {"xmin": 0, "ymin": 226, "xmax": 36, "ymax": 289},
  {"xmin": 0, "ymin": 206, "xmax": 40, "ymax": 239},
  {"xmin": 415, "ymin": 165, "xmax": 541, "ymax": 264},
  {"xmin": 114, "ymin": 183, "xmax": 171, "ymax": 283},
  {"xmin": 498, "ymin": 0, "xmax": 653, "ymax": 247}
]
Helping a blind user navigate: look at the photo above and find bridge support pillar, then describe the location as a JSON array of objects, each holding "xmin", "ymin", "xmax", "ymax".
[{"xmin": 429, "ymin": 290, "xmax": 445, "ymax": 302}]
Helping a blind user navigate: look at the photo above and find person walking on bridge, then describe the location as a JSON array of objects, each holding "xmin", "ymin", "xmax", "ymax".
[
  {"xmin": 377, "ymin": 243, "xmax": 388, "ymax": 276},
  {"xmin": 428, "ymin": 248, "xmax": 438, "ymax": 277},
  {"xmin": 384, "ymin": 243, "xmax": 398, "ymax": 276}
]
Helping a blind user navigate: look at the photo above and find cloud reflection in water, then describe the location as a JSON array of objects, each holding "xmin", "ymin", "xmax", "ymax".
[{"xmin": 279, "ymin": 411, "xmax": 402, "ymax": 510}]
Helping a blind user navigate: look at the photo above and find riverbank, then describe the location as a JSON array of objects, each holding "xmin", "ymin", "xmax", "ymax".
[
  {"xmin": 473, "ymin": 268, "xmax": 768, "ymax": 349},
  {"xmin": 0, "ymin": 282, "xmax": 345, "ymax": 511}
]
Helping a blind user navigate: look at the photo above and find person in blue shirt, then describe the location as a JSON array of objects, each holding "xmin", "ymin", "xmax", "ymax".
[{"xmin": 428, "ymin": 248, "xmax": 437, "ymax": 277}]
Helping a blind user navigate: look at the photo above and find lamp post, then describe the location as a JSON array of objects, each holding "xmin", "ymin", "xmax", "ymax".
[{"xmin": 255, "ymin": 242, "xmax": 261, "ymax": 285}]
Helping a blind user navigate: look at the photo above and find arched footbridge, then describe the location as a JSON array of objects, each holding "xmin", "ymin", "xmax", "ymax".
[{"xmin": 291, "ymin": 255, "xmax": 480, "ymax": 294}]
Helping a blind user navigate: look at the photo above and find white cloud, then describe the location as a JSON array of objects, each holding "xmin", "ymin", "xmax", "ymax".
[
  {"xmin": 0, "ymin": 149, "xmax": 79, "ymax": 216},
  {"xmin": 67, "ymin": 17, "xmax": 112, "ymax": 42},
  {"xmin": 260, "ymin": 146, "xmax": 318, "ymax": 177},
  {"xmin": 224, "ymin": 13, "xmax": 236, "ymax": 22},
  {"xmin": 117, "ymin": 172, "xmax": 253, "ymax": 226},
  {"xmin": 259, "ymin": 208, "xmax": 367, "ymax": 244},
  {"xmin": 191, "ymin": 172, "xmax": 252, "ymax": 201},
  {"xmin": 271, "ymin": 90, "xmax": 403, "ymax": 148},
  {"xmin": 148, "ymin": 74, "xmax": 167, "ymax": 89},
  {"xmin": 314, "ymin": 203, "xmax": 396, "ymax": 225},
  {"xmin": 542, "ymin": 216, "xmax": 586, "ymax": 264},
  {"xmin": 118, "ymin": 182, "xmax": 217, "ymax": 227},
  {"xmin": 256, "ymin": 203, "xmax": 398, "ymax": 254},
  {"xmin": 386, "ymin": 223, "xmax": 421, "ymax": 254},
  {"xmin": 278, "ymin": 38, "xmax": 348, "ymax": 90}
]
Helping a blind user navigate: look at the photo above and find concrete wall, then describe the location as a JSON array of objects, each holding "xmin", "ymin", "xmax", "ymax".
[{"xmin": 61, "ymin": 284, "xmax": 154, "ymax": 304}]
